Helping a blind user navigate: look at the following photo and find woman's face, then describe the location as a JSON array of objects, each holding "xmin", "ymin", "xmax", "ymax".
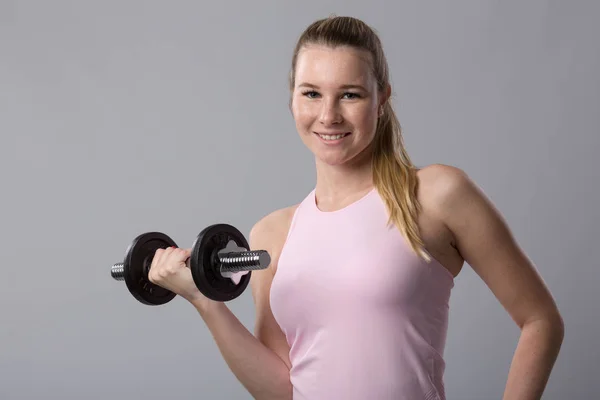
[{"xmin": 291, "ymin": 44, "xmax": 386, "ymax": 166}]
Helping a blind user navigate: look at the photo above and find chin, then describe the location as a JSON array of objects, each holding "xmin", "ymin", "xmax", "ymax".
[
  {"xmin": 319, "ymin": 158, "xmax": 346, "ymax": 166},
  {"xmin": 315, "ymin": 151, "xmax": 352, "ymax": 166}
]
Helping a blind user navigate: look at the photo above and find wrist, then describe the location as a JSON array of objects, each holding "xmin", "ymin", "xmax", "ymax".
[{"xmin": 188, "ymin": 294, "xmax": 220, "ymax": 315}]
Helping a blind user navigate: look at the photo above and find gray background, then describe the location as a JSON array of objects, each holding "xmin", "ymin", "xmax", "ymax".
[{"xmin": 1, "ymin": 1, "xmax": 598, "ymax": 399}]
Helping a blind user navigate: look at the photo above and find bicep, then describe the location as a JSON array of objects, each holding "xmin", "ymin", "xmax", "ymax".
[
  {"xmin": 249, "ymin": 223, "xmax": 292, "ymax": 369},
  {"xmin": 441, "ymin": 167, "xmax": 562, "ymax": 328}
]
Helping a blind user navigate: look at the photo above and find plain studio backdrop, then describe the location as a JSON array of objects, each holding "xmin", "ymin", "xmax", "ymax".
[{"xmin": 1, "ymin": 1, "xmax": 598, "ymax": 399}]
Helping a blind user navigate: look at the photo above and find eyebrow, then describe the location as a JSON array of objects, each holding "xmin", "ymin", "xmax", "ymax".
[{"xmin": 297, "ymin": 83, "xmax": 369, "ymax": 92}]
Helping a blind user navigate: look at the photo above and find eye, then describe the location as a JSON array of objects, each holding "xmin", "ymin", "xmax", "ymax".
[
  {"xmin": 301, "ymin": 90, "xmax": 319, "ymax": 99},
  {"xmin": 343, "ymin": 92, "xmax": 361, "ymax": 99},
  {"xmin": 300, "ymin": 91, "xmax": 362, "ymax": 100}
]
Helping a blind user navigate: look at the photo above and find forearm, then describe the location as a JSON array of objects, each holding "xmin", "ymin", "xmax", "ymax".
[
  {"xmin": 192, "ymin": 299, "xmax": 293, "ymax": 400},
  {"xmin": 502, "ymin": 317, "xmax": 564, "ymax": 400}
]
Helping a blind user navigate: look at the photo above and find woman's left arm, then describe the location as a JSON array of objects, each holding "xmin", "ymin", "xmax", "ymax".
[{"xmin": 437, "ymin": 165, "xmax": 565, "ymax": 400}]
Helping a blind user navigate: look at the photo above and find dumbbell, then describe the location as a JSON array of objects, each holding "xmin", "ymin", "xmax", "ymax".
[{"xmin": 110, "ymin": 223, "xmax": 271, "ymax": 304}]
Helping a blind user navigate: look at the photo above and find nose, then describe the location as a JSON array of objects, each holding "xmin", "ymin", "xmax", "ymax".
[{"xmin": 319, "ymin": 99, "xmax": 343, "ymax": 125}]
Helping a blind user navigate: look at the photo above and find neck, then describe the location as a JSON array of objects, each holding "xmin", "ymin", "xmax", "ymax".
[{"xmin": 314, "ymin": 152, "xmax": 374, "ymax": 203}]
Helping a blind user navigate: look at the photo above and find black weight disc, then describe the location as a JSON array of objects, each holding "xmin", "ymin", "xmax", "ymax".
[
  {"xmin": 123, "ymin": 232, "xmax": 178, "ymax": 306},
  {"xmin": 190, "ymin": 224, "xmax": 251, "ymax": 302}
]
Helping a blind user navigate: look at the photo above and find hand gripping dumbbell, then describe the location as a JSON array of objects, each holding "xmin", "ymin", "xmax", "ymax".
[{"xmin": 110, "ymin": 223, "xmax": 271, "ymax": 304}]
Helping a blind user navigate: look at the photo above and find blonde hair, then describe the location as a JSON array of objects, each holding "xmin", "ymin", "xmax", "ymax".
[{"xmin": 289, "ymin": 15, "xmax": 430, "ymax": 261}]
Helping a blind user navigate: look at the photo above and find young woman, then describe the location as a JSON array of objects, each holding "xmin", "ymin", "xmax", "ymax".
[{"xmin": 148, "ymin": 15, "xmax": 564, "ymax": 400}]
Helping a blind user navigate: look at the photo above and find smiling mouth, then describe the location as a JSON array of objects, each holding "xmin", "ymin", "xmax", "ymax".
[{"xmin": 315, "ymin": 132, "xmax": 351, "ymax": 141}]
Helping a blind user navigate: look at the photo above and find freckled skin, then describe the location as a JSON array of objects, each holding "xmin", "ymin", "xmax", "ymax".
[{"xmin": 290, "ymin": 44, "xmax": 388, "ymax": 168}]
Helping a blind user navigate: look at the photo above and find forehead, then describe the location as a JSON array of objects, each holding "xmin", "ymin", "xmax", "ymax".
[{"xmin": 294, "ymin": 44, "xmax": 375, "ymax": 88}]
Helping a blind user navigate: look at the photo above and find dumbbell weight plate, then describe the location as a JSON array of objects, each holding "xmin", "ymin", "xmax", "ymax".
[
  {"xmin": 123, "ymin": 232, "xmax": 178, "ymax": 305},
  {"xmin": 190, "ymin": 224, "xmax": 252, "ymax": 302}
]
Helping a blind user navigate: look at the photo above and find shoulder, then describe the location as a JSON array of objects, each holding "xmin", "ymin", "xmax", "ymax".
[
  {"xmin": 249, "ymin": 204, "xmax": 300, "ymax": 268},
  {"xmin": 250, "ymin": 205, "xmax": 299, "ymax": 244},
  {"xmin": 417, "ymin": 163, "xmax": 472, "ymax": 195},
  {"xmin": 417, "ymin": 163, "xmax": 506, "ymax": 249},
  {"xmin": 416, "ymin": 163, "xmax": 479, "ymax": 212}
]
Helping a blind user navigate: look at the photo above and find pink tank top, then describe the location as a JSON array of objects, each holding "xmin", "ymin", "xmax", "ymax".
[{"xmin": 270, "ymin": 187, "xmax": 454, "ymax": 400}]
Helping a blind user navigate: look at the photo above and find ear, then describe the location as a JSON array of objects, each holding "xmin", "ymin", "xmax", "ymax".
[{"xmin": 380, "ymin": 84, "xmax": 392, "ymax": 106}]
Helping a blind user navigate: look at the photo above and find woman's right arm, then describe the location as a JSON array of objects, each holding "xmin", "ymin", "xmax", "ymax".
[{"xmin": 190, "ymin": 209, "xmax": 294, "ymax": 400}]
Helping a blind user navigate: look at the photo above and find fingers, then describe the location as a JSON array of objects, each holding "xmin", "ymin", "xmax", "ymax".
[
  {"xmin": 148, "ymin": 246, "xmax": 172, "ymax": 283},
  {"xmin": 171, "ymin": 247, "xmax": 191, "ymax": 263},
  {"xmin": 148, "ymin": 246, "xmax": 191, "ymax": 284}
]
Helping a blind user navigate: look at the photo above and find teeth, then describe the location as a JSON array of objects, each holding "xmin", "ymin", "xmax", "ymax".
[{"xmin": 319, "ymin": 133, "xmax": 348, "ymax": 140}]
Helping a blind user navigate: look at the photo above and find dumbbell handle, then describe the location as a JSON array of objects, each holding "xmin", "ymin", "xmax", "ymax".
[{"xmin": 110, "ymin": 249, "xmax": 270, "ymax": 281}]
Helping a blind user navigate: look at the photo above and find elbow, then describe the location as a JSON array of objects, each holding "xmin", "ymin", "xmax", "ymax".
[
  {"xmin": 522, "ymin": 310, "xmax": 565, "ymax": 342},
  {"xmin": 545, "ymin": 308, "xmax": 565, "ymax": 340},
  {"xmin": 552, "ymin": 312, "xmax": 565, "ymax": 342},
  {"xmin": 544, "ymin": 312, "xmax": 566, "ymax": 353}
]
